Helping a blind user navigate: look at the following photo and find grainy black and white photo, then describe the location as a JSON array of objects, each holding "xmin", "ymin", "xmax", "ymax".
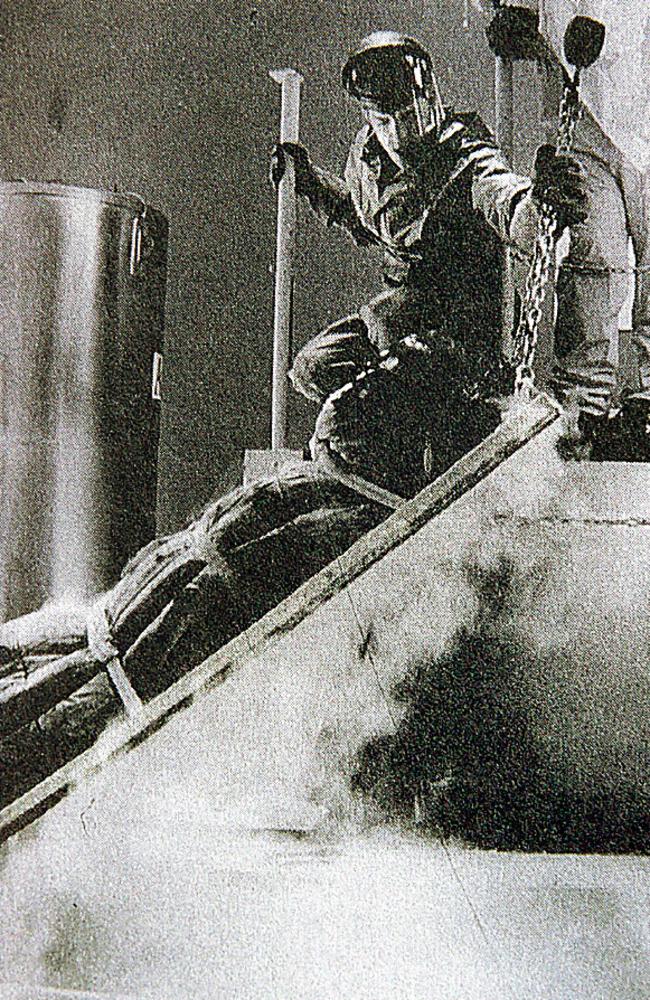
[{"xmin": 0, "ymin": 1, "xmax": 649, "ymax": 997}]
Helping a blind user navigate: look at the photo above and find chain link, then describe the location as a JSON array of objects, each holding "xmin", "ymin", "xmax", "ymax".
[
  {"xmin": 513, "ymin": 206, "xmax": 558, "ymax": 395},
  {"xmin": 557, "ymin": 79, "xmax": 582, "ymax": 155},
  {"xmin": 513, "ymin": 78, "xmax": 582, "ymax": 397}
]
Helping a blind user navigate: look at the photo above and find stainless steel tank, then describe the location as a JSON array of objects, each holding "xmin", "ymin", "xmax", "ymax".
[{"xmin": 0, "ymin": 182, "xmax": 168, "ymax": 621}]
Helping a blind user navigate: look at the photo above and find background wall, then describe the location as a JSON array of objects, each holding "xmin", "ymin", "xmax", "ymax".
[{"xmin": 0, "ymin": 0, "xmax": 544, "ymax": 531}]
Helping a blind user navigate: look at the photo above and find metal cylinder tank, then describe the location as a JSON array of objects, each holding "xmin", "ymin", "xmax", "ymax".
[{"xmin": 0, "ymin": 182, "xmax": 168, "ymax": 621}]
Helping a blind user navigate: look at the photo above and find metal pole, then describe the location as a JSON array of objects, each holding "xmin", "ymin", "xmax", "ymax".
[
  {"xmin": 494, "ymin": 55, "xmax": 514, "ymax": 163},
  {"xmin": 269, "ymin": 68, "xmax": 303, "ymax": 451}
]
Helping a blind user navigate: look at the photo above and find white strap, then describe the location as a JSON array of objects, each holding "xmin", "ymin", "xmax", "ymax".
[
  {"xmin": 314, "ymin": 448, "xmax": 405, "ymax": 509},
  {"xmin": 86, "ymin": 601, "xmax": 143, "ymax": 718}
]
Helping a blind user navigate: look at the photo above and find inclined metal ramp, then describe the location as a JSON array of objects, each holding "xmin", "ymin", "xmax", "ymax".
[
  {"xmin": 0, "ymin": 393, "xmax": 560, "ymax": 843},
  {"xmin": 9, "ymin": 389, "xmax": 650, "ymax": 848}
]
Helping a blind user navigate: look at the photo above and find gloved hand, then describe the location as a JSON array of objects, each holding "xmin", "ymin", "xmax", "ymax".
[
  {"xmin": 532, "ymin": 144, "xmax": 588, "ymax": 230},
  {"xmin": 269, "ymin": 141, "xmax": 313, "ymax": 194}
]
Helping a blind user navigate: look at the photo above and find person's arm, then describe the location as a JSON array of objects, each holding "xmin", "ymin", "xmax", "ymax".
[
  {"xmin": 451, "ymin": 118, "xmax": 586, "ymax": 250},
  {"xmin": 470, "ymin": 144, "xmax": 533, "ymax": 246},
  {"xmin": 271, "ymin": 142, "xmax": 377, "ymax": 247}
]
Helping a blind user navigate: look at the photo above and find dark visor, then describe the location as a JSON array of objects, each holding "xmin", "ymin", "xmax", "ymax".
[{"xmin": 343, "ymin": 48, "xmax": 422, "ymax": 112}]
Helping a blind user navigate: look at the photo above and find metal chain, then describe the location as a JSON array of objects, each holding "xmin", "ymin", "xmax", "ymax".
[
  {"xmin": 512, "ymin": 205, "xmax": 558, "ymax": 395},
  {"xmin": 557, "ymin": 78, "xmax": 581, "ymax": 155},
  {"xmin": 513, "ymin": 77, "xmax": 582, "ymax": 397}
]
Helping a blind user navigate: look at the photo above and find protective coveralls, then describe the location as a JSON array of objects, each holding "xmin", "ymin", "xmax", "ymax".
[
  {"xmin": 540, "ymin": 63, "xmax": 650, "ymax": 449},
  {"xmin": 278, "ymin": 32, "xmax": 585, "ymax": 443},
  {"xmin": 289, "ymin": 107, "xmax": 533, "ymax": 402}
]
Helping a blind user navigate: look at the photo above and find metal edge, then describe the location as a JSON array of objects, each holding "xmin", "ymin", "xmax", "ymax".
[{"xmin": 0, "ymin": 180, "xmax": 152, "ymax": 211}]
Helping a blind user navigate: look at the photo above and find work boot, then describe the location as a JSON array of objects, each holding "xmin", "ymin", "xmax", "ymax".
[{"xmin": 590, "ymin": 398, "xmax": 650, "ymax": 463}]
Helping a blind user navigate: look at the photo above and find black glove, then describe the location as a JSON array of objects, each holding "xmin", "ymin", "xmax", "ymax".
[
  {"xmin": 486, "ymin": 6, "xmax": 545, "ymax": 61},
  {"xmin": 532, "ymin": 144, "xmax": 588, "ymax": 230},
  {"xmin": 269, "ymin": 141, "xmax": 313, "ymax": 194}
]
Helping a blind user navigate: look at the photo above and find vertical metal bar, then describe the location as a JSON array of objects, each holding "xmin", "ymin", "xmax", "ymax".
[
  {"xmin": 269, "ymin": 68, "xmax": 303, "ymax": 451},
  {"xmin": 495, "ymin": 55, "xmax": 514, "ymax": 163}
]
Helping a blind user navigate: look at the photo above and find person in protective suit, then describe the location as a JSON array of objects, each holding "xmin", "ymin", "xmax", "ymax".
[
  {"xmin": 486, "ymin": 3, "xmax": 650, "ymax": 461},
  {"xmin": 271, "ymin": 31, "xmax": 587, "ymax": 468}
]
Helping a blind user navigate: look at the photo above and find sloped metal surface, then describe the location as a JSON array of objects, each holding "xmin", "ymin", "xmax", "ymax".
[
  {"xmin": 0, "ymin": 394, "xmax": 560, "ymax": 842},
  {"xmin": 2, "ymin": 393, "xmax": 650, "ymax": 998},
  {"xmin": 1, "ymin": 390, "xmax": 649, "ymax": 849}
]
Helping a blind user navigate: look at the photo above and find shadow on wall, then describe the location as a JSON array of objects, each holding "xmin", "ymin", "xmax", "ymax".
[{"xmin": 352, "ymin": 558, "xmax": 650, "ymax": 854}]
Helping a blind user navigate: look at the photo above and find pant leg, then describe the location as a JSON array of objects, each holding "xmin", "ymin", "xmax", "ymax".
[
  {"xmin": 289, "ymin": 315, "xmax": 377, "ymax": 404},
  {"xmin": 624, "ymin": 165, "xmax": 650, "ymax": 399},
  {"xmin": 289, "ymin": 283, "xmax": 424, "ymax": 404},
  {"xmin": 359, "ymin": 283, "xmax": 427, "ymax": 352},
  {"xmin": 550, "ymin": 154, "xmax": 630, "ymax": 416}
]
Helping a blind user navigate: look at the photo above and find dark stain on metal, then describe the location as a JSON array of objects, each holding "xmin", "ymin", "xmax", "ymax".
[
  {"xmin": 357, "ymin": 623, "xmax": 376, "ymax": 662},
  {"xmin": 0, "ymin": 785, "xmax": 69, "ymax": 846},
  {"xmin": 47, "ymin": 85, "xmax": 67, "ymax": 132},
  {"xmin": 126, "ymin": 694, "xmax": 196, "ymax": 751},
  {"xmin": 352, "ymin": 559, "xmax": 650, "ymax": 854}
]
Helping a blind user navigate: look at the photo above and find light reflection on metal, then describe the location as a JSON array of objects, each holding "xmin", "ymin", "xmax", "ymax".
[
  {"xmin": 0, "ymin": 182, "xmax": 168, "ymax": 621},
  {"xmin": 129, "ymin": 212, "xmax": 144, "ymax": 275},
  {"xmin": 151, "ymin": 351, "xmax": 163, "ymax": 401}
]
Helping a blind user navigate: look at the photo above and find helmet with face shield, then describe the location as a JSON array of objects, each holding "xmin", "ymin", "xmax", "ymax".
[{"xmin": 341, "ymin": 31, "xmax": 445, "ymax": 138}]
